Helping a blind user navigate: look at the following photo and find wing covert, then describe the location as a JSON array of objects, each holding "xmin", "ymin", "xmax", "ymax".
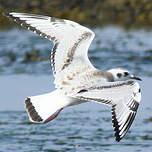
[
  {"xmin": 5, "ymin": 12, "xmax": 95, "ymax": 90},
  {"xmin": 75, "ymin": 80, "xmax": 141, "ymax": 141}
]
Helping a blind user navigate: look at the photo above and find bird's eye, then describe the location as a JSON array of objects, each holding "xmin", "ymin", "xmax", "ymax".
[
  {"xmin": 117, "ymin": 73, "xmax": 122, "ymax": 78},
  {"xmin": 124, "ymin": 72, "xmax": 129, "ymax": 76}
]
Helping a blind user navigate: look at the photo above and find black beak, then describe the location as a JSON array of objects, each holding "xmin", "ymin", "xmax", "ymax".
[{"xmin": 130, "ymin": 76, "xmax": 142, "ymax": 81}]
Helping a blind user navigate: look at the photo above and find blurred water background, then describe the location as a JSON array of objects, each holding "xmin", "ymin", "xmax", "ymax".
[{"xmin": 1, "ymin": 0, "xmax": 152, "ymax": 151}]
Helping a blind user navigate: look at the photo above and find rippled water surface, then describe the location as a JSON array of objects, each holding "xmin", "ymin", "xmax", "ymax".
[
  {"xmin": 1, "ymin": 26, "xmax": 152, "ymax": 151},
  {"xmin": 0, "ymin": 107, "xmax": 152, "ymax": 152}
]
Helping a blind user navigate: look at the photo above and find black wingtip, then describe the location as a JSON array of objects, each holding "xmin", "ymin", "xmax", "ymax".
[
  {"xmin": 111, "ymin": 105, "xmax": 122, "ymax": 142},
  {"xmin": 115, "ymin": 136, "xmax": 121, "ymax": 142}
]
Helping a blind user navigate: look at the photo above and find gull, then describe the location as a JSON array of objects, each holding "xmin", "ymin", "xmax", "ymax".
[{"xmin": 5, "ymin": 12, "xmax": 142, "ymax": 142}]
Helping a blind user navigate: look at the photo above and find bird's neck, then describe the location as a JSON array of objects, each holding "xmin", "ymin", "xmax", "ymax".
[{"xmin": 104, "ymin": 71, "xmax": 115, "ymax": 82}]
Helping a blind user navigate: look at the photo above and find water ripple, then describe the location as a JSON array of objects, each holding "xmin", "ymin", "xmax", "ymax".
[
  {"xmin": 0, "ymin": 109, "xmax": 151, "ymax": 152},
  {"xmin": 1, "ymin": 27, "xmax": 152, "ymax": 76}
]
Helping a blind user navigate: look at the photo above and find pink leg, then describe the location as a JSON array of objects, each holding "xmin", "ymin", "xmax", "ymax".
[{"xmin": 44, "ymin": 108, "xmax": 63, "ymax": 123}]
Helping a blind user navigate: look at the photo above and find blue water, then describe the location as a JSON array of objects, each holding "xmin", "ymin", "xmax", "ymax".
[
  {"xmin": 1, "ymin": 27, "xmax": 152, "ymax": 75},
  {"xmin": 1, "ymin": 27, "xmax": 152, "ymax": 151},
  {"xmin": 0, "ymin": 75, "xmax": 152, "ymax": 152}
]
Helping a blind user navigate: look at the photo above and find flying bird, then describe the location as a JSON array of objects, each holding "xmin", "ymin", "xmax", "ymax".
[{"xmin": 4, "ymin": 12, "xmax": 142, "ymax": 142}]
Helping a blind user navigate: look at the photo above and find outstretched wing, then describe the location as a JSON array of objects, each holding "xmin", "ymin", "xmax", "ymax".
[
  {"xmin": 75, "ymin": 81, "xmax": 141, "ymax": 142},
  {"xmin": 5, "ymin": 12, "xmax": 95, "ymax": 89}
]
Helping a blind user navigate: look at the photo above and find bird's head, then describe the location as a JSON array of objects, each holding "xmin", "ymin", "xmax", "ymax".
[{"xmin": 108, "ymin": 68, "xmax": 142, "ymax": 82}]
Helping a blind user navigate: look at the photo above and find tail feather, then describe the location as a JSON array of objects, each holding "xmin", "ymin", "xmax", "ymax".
[
  {"xmin": 24, "ymin": 90, "xmax": 70, "ymax": 123},
  {"xmin": 25, "ymin": 98, "xmax": 43, "ymax": 122}
]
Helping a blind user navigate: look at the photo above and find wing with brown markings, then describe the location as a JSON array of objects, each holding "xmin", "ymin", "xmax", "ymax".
[{"xmin": 5, "ymin": 12, "xmax": 95, "ymax": 90}]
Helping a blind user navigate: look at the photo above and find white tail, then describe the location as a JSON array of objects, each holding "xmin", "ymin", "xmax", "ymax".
[{"xmin": 25, "ymin": 90, "xmax": 75, "ymax": 123}]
